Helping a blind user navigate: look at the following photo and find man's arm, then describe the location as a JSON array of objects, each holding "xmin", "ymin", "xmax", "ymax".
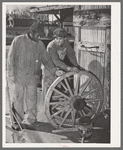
[
  {"xmin": 66, "ymin": 39, "xmax": 85, "ymax": 71},
  {"xmin": 40, "ymin": 42, "xmax": 57, "ymax": 75},
  {"xmin": 65, "ymin": 39, "xmax": 79, "ymax": 67},
  {"xmin": 7, "ymin": 38, "xmax": 17, "ymax": 82}
]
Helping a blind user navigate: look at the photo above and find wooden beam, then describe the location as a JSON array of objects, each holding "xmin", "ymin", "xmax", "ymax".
[
  {"xmin": 54, "ymin": 14, "xmax": 61, "ymax": 23},
  {"xmin": 37, "ymin": 10, "xmax": 59, "ymax": 14},
  {"xmin": 29, "ymin": 5, "xmax": 74, "ymax": 13}
]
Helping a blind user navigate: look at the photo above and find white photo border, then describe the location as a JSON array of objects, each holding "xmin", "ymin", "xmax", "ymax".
[{"xmin": 2, "ymin": 2, "xmax": 121, "ymax": 148}]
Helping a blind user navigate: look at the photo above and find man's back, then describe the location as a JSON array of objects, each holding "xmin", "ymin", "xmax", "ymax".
[{"xmin": 7, "ymin": 34, "xmax": 45, "ymax": 83}]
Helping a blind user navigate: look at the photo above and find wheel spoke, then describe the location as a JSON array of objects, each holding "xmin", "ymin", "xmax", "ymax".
[
  {"xmin": 60, "ymin": 81, "xmax": 68, "ymax": 91},
  {"xmin": 86, "ymin": 101, "xmax": 95, "ymax": 108},
  {"xmin": 86, "ymin": 102, "xmax": 97, "ymax": 111},
  {"xmin": 59, "ymin": 108, "xmax": 72, "ymax": 127},
  {"xmin": 59, "ymin": 98, "xmax": 67, "ymax": 101},
  {"xmin": 79, "ymin": 78, "xmax": 92, "ymax": 96},
  {"xmin": 64, "ymin": 78, "xmax": 74, "ymax": 97},
  {"xmin": 55, "ymin": 115, "xmax": 63, "ymax": 122},
  {"xmin": 74, "ymin": 74, "xmax": 80, "ymax": 95},
  {"xmin": 49, "ymin": 101, "xmax": 66, "ymax": 106},
  {"xmin": 52, "ymin": 105, "xmax": 69, "ymax": 118},
  {"xmin": 52, "ymin": 95, "xmax": 65, "ymax": 101},
  {"xmin": 84, "ymin": 106, "xmax": 95, "ymax": 116},
  {"xmin": 60, "ymin": 109, "xmax": 65, "ymax": 118},
  {"xmin": 53, "ymin": 88, "xmax": 70, "ymax": 100},
  {"xmin": 82, "ymin": 87, "xmax": 99, "ymax": 98},
  {"xmin": 52, "ymin": 95, "xmax": 64, "ymax": 98},
  {"xmin": 85, "ymin": 98, "xmax": 100, "ymax": 102},
  {"xmin": 50, "ymin": 101, "xmax": 67, "ymax": 110},
  {"xmin": 96, "ymin": 102, "xmax": 101, "ymax": 113},
  {"xmin": 81, "ymin": 110, "xmax": 86, "ymax": 116},
  {"xmin": 71, "ymin": 109, "xmax": 76, "ymax": 127},
  {"xmin": 52, "ymin": 104, "xmax": 62, "ymax": 110},
  {"xmin": 78, "ymin": 110, "xmax": 83, "ymax": 117}
]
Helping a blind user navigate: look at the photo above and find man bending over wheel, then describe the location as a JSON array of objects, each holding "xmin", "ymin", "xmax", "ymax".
[{"xmin": 42, "ymin": 28, "xmax": 84, "ymax": 100}]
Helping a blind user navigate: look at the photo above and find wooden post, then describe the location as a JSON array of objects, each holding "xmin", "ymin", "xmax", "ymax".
[
  {"xmin": 73, "ymin": 6, "xmax": 82, "ymax": 63},
  {"xmin": 74, "ymin": 26, "xmax": 81, "ymax": 63},
  {"xmin": 103, "ymin": 28, "xmax": 111, "ymax": 110},
  {"xmin": 54, "ymin": 14, "xmax": 62, "ymax": 27},
  {"xmin": 59, "ymin": 10, "xmax": 65, "ymax": 28}
]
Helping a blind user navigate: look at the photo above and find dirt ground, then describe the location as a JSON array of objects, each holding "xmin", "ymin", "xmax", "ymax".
[{"xmin": 5, "ymin": 83, "xmax": 110, "ymax": 144}]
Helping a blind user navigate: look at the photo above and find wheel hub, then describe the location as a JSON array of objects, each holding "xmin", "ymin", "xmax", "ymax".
[{"xmin": 71, "ymin": 96, "xmax": 86, "ymax": 111}]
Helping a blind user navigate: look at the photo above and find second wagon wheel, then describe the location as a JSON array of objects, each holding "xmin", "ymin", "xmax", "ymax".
[{"xmin": 45, "ymin": 70, "xmax": 104, "ymax": 129}]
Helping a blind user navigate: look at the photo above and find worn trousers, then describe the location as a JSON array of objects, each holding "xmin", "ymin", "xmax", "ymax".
[
  {"xmin": 13, "ymin": 81, "xmax": 37, "ymax": 124},
  {"xmin": 42, "ymin": 75, "xmax": 56, "ymax": 101}
]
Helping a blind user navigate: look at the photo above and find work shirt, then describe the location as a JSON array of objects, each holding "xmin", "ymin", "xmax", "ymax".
[
  {"xmin": 46, "ymin": 39, "xmax": 78, "ymax": 71},
  {"xmin": 7, "ymin": 34, "xmax": 56, "ymax": 84}
]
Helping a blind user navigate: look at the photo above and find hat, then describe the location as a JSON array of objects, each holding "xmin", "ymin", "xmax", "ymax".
[
  {"xmin": 30, "ymin": 21, "xmax": 44, "ymax": 34},
  {"xmin": 53, "ymin": 28, "xmax": 67, "ymax": 38}
]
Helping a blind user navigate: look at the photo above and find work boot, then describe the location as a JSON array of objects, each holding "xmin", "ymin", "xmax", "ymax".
[{"xmin": 21, "ymin": 119, "xmax": 40, "ymax": 130}]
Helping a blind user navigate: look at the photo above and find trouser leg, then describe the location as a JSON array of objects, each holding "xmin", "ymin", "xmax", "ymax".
[
  {"xmin": 13, "ymin": 82, "xmax": 24, "ymax": 123},
  {"xmin": 26, "ymin": 83, "xmax": 37, "ymax": 124},
  {"xmin": 42, "ymin": 76, "xmax": 49, "ymax": 101},
  {"xmin": 42, "ymin": 75, "xmax": 55, "ymax": 101}
]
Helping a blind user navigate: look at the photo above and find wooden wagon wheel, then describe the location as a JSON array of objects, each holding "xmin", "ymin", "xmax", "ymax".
[{"xmin": 45, "ymin": 70, "xmax": 104, "ymax": 129}]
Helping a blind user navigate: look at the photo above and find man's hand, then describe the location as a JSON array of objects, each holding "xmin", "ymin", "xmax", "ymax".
[
  {"xmin": 55, "ymin": 70, "xmax": 65, "ymax": 76},
  {"xmin": 70, "ymin": 67, "xmax": 80, "ymax": 73},
  {"xmin": 66, "ymin": 66, "xmax": 80, "ymax": 73}
]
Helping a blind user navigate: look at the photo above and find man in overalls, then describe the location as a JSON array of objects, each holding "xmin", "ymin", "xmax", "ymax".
[{"xmin": 7, "ymin": 21, "xmax": 57, "ymax": 129}]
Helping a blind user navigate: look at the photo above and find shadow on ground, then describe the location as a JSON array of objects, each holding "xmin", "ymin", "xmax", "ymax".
[{"xmin": 21, "ymin": 121, "xmax": 110, "ymax": 143}]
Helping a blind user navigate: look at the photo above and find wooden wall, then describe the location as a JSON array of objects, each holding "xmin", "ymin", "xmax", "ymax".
[{"xmin": 73, "ymin": 5, "xmax": 111, "ymax": 109}]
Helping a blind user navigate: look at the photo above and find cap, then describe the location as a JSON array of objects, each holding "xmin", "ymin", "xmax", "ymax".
[
  {"xmin": 30, "ymin": 21, "xmax": 44, "ymax": 35},
  {"xmin": 53, "ymin": 28, "xmax": 67, "ymax": 38}
]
